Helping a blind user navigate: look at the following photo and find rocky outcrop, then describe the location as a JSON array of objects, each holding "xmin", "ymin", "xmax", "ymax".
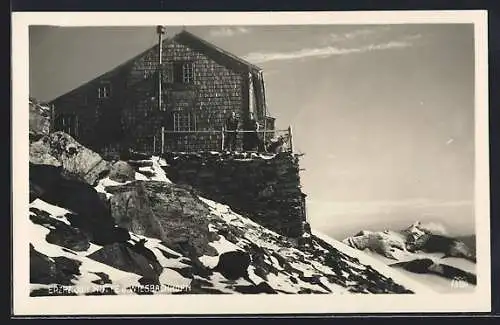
[
  {"xmin": 29, "ymin": 99, "xmax": 51, "ymax": 142},
  {"xmin": 30, "ymin": 132, "xmax": 110, "ymax": 186},
  {"xmin": 87, "ymin": 242, "xmax": 162, "ymax": 284},
  {"xmin": 104, "ymin": 181, "xmax": 217, "ymax": 257},
  {"xmin": 162, "ymin": 151, "xmax": 307, "ymax": 238},
  {"xmin": 407, "ymin": 233, "xmax": 476, "ymax": 262},
  {"xmin": 29, "ymin": 163, "xmax": 130, "ymax": 245}
]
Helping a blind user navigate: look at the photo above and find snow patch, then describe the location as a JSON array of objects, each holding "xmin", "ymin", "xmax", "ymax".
[
  {"xmin": 159, "ymin": 268, "xmax": 192, "ymax": 290},
  {"xmin": 150, "ymin": 156, "xmax": 171, "ymax": 183},
  {"xmin": 134, "ymin": 172, "xmax": 148, "ymax": 181},
  {"xmin": 94, "ymin": 177, "xmax": 130, "ymax": 198},
  {"xmin": 30, "ymin": 199, "xmax": 72, "ymax": 225}
]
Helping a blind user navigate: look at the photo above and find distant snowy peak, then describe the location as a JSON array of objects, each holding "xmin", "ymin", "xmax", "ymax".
[
  {"xmin": 404, "ymin": 221, "xmax": 449, "ymax": 237},
  {"xmin": 343, "ymin": 221, "xmax": 472, "ymax": 261},
  {"xmin": 342, "ymin": 229, "xmax": 408, "ymax": 261},
  {"xmin": 342, "ymin": 221, "xmax": 476, "ymax": 293}
]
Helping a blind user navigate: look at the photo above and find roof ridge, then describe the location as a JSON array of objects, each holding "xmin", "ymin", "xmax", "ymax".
[{"xmin": 177, "ymin": 30, "xmax": 262, "ymax": 72}]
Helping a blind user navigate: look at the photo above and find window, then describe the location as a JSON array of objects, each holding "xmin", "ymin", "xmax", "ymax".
[
  {"xmin": 173, "ymin": 62, "xmax": 194, "ymax": 85},
  {"xmin": 55, "ymin": 114, "xmax": 78, "ymax": 137},
  {"xmin": 97, "ymin": 84, "xmax": 111, "ymax": 99},
  {"xmin": 173, "ymin": 111, "xmax": 196, "ymax": 131}
]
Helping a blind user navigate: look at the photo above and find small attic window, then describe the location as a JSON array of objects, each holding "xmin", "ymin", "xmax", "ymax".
[
  {"xmin": 173, "ymin": 61, "xmax": 194, "ymax": 85},
  {"xmin": 97, "ymin": 83, "xmax": 111, "ymax": 99}
]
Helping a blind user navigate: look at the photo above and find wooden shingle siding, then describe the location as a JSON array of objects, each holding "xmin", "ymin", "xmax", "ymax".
[{"xmin": 126, "ymin": 38, "xmax": 247, "ymax": 152}]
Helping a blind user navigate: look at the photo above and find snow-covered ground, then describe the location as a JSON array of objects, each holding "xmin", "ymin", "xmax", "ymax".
[
  {"xmin": 29, "ymin": 191, "xmax": 431, "ymax": 295},
  {"xmin": 29, "ymin": 155, "xmax": 452, "ymax": 296}
]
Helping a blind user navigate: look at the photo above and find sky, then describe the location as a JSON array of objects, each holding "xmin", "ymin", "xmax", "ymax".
[{"xmin": 29, "ymin": 24, "xmax": 476, "ymax": 239}]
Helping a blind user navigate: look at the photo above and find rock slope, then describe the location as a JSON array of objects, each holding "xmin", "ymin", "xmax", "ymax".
[{"xmin": 29, "ymin": 133, "xmax": 431, "ymax": 296}]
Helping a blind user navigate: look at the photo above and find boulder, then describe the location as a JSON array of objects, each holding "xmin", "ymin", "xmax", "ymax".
[
  {"xmin": 30, "ymin": 132, "xmax": 110, "ymax": 186},
  {"xmin": 108, "ymin": 161, "xmax": 135, "ymax": 183},
  {"xmin": 212, "ymin": 250, "xmax": 251, "ymax": 280},
  {"xmin": 105, "ymin": 181, "xmax": 217, "ymax": 257}
]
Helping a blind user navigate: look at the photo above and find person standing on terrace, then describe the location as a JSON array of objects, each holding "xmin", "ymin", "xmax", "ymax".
[
  {"xmin": 242, "ymin": 112, "xmax": 264, "ymax": 152},
  {"xmin": 224, "ymin": 111, "xmax": 239, "ymax": 151}
]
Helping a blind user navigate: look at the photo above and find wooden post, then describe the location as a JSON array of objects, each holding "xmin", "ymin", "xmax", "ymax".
[
  {"xmin": 221, "ymin": 126, "xmax": 225, "ymax": 151},
  {"xmin": 153, "ymin": 135, "xmax": 156, "ymax": 153},
  {"xmin": 288, "ymin": 125, "xmax": 293, "ymax": 153},
  {"xmin": 161, "ymin": 126, "xmax": 165, "ymax": 154}
]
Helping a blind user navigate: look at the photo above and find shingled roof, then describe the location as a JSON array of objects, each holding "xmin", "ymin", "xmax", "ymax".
[
  {"xmin": 50, "ymin": 30, "xmax": 262, "ymax": 103},
  {"xmin": 174, "ymin": 30, "xmax": 262, "ymax": 73}
]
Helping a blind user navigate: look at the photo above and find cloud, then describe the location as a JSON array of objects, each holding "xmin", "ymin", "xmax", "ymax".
[
  {"xmin": 243, "ymin": 40, "xmax": 413, "ymax": 64},
  {"xmin": 417, "ymin": 221, "xmax": 449, "ymax": 235},
  {"xmin": 306, "ymin": 198, "xmax": 473, "ymax": 217},
  {"xmin": 328, "ymin": 28, "xmax": 378, "ymax": 42},
  {"xmin": 208, "ymin": 27, "xmax": 250, "ymax": 37}
]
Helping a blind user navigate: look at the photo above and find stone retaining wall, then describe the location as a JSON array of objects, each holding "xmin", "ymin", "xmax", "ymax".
[{"xmin": 162, "ymin": 151, "xmax": 307, "ymax": 238}]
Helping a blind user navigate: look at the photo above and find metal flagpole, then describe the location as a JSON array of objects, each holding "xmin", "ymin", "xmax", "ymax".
[{"xmin": 157, "ymin": 25, "xmax": 166, "ymax": 154}]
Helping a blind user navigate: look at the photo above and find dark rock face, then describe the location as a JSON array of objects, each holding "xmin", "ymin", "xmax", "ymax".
[
  {"xmin": 30, "ymin": 207, "xmax": 90, "ymax": 252},
  {"xmin": 108, "ymin": 160, "xmax": 136, "ymax": 183},
  {"xmin": 30, "ymin": 244, "xmax": 82, "ymax": 286},
  {"xmin": 106, "ymin": 181, "xmax": 217, "ymax": 257},
  {"xmin": 410, "ymin": 234, "xmax": 476, "ymax": 262},
  {"xmin": 213, "ymin": 251, "xmax": 251, "ymax": 281},
  {"xmin": 162, "ymin": 152, "xmax": 307, "ymax": 238},
  {"xmin": 391, "ymin": 258, "xmax": 477, "ymax": 285},
  {"xmin": 29, "ymin": 163, "xmax": 130, "ymax": 245},
  {"xmin": 87, "ymin": 242, "xmax": 162, "ymax": 284},
  {"xmin": 30, "ymin": 132, "xmax": 110, "ymax": 186}
]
